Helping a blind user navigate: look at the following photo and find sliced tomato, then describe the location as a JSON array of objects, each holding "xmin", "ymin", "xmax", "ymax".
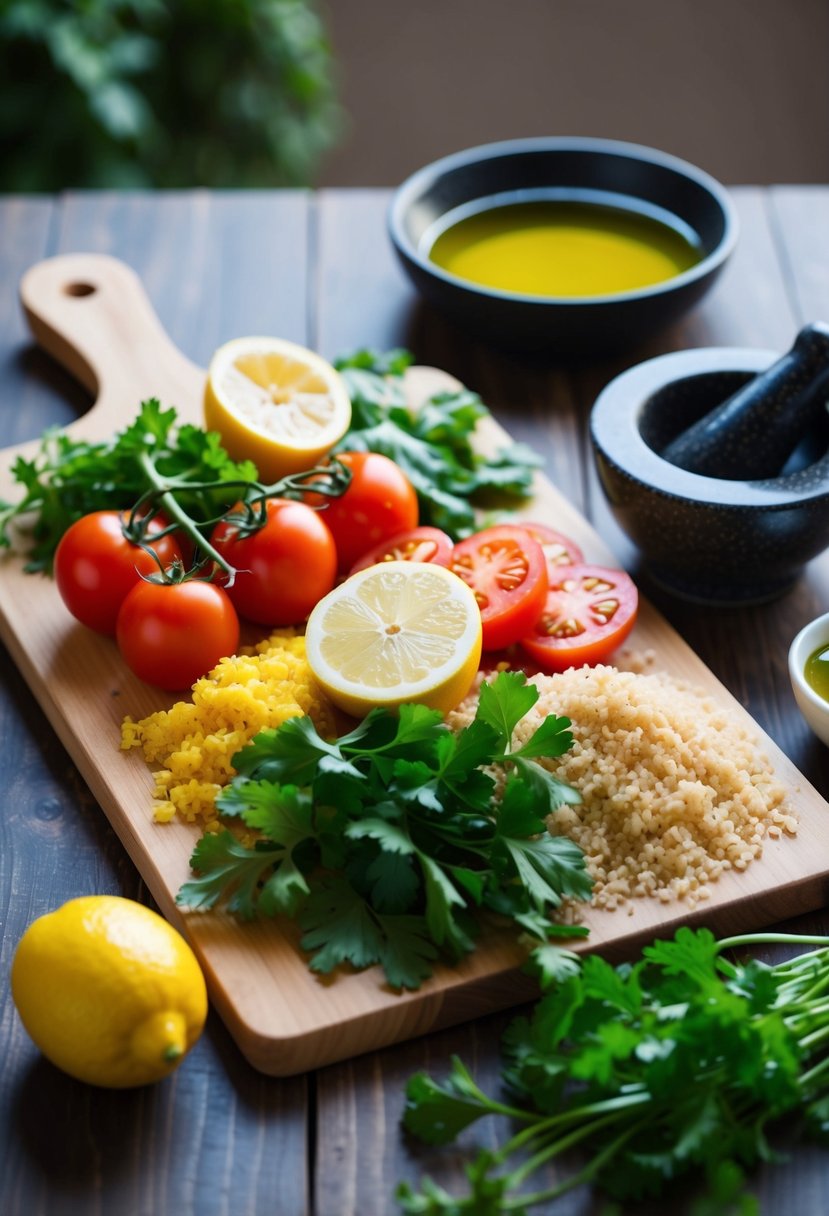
[
  {"xmin": 450, "ymin": 524, "xmax": 549, "ymax": 651},
  {"xmin": 348, "ymin": 526, "xmax": 453, "ymax": 576},
  {"xmin": 519, "ymin": 521, "xmax": 584, "ymax": 578},
  {"xmin": 520, "ymin": 563, "xmax": 638, "ymax": 673}
]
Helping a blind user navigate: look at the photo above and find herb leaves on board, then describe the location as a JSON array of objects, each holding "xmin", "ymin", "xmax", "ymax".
[
  {"xmin": 177, "ymin": 671, "xmax": 591, "ymax": 990},
  {"xmin": 335, "ymin": 349, "xmax": 541, "ymax": 538},
  {"xmin": 0, "ymin": 398, "xmax": 260, "ymax": 573}
]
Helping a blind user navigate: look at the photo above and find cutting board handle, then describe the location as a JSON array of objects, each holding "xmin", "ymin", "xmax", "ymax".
[{"xmin": 19, "ymin": 254, "xmax": 204, "ymax": 435}]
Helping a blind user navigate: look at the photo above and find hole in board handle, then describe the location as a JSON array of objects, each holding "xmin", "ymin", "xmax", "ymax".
[{"xmin": 64, "ymin": 282, "xmax": 96, "ymax": 298}]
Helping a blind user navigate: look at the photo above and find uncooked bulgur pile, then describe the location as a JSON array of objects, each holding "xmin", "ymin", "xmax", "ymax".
[
  {"xmin": 121, "ymin": 631, "xmax": 335, "ymax": 828},
  {"xmin": 447, "ymin": 664, "xmax": 797, "ymax": 911}
]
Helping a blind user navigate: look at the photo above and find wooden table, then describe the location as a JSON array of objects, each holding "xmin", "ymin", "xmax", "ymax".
[{"xmin": 2, "ymin": 186, "xmax": 829, "ymax": 1215}]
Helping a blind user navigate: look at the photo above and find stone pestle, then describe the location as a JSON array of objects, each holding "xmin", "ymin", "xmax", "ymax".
[{"xmin": 660, "ymin": 322, "xmax": 829, "ymax": 479}]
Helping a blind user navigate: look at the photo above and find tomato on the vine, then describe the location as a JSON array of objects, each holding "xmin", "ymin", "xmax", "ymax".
[
  {"xmin": 116, "ymin": 579, "xmax": 240, "ymax": 691},
  {"xmin": 309, "ymin": 451, "xmax": 419, "ymax": 574},
  {"xmin": 520, "ymin": 563, "xmax": 638, "ymax": 672},
  {"xmin": 54, "ymin": 510, "xmax": 182, "ymax": 635},
  {"xmin": 449, "ymin": 524, "xmax": 549, "ymax": 652},
  {"xmin": 210, "ymin": 498, "xmax": 337, "ymax": 626},
  {"xmin": 348, "ymin": 526, "xmax": 453, "ymax": 576},
  {"xmin": 519, "ymin": 521, "xmax": 584, "ymax": 579}
]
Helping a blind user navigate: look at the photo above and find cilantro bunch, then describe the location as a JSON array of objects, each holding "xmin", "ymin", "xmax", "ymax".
[
  {"xmin": 399, "ymin": 927, "xmax": 829, "ymax": 1213},
  {"xmin": 177, "ymin": 672, "xmax": 592, "ymax": 990},
  {"xmin": 335, "ymin": 350, "xmax": 540, "ymax": 538}
]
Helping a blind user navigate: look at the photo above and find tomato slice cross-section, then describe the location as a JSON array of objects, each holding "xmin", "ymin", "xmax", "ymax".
[
  {"xmin": 519, "ymin": 521, "xmax": 584, "ymax": 578},
  {"xmin": 450, "ymin": 524, "xmax": 549, "ymax": 651},
  {"xmin": 348, "ymin": 526, "xmax": 453, "ymax": 575},
  {"xmin": 520, "ymin": 563, "xmax": 638, "ymax": 672}
]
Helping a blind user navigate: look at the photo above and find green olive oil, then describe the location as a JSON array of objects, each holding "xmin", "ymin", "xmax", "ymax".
[
  {"xmin": 427, "ymin": 199, "xmax": 702, "ymax": 298},
  {"xmin": 805, "ymin": 643, "xmax": 829, "ymax": 701}
]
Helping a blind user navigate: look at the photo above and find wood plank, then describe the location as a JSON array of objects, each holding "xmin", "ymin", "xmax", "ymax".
[
  {"xmin": 54, "ymin": 190, "xmax": 312, "ymax": 368},
  {"xmin": 311, "ymin": 185, "xmax": 829, "ymax": 1215},
  {"xmin": 5, "ymin": 250, "xmax": 827, "ymax": 1082},
  {"xmin": 0, "ymin": 202, "xmax": 311, "ymax": 1216},
  {"xmin": 768, "ymin": 185, "xmax": 829, "ymax": 324}
]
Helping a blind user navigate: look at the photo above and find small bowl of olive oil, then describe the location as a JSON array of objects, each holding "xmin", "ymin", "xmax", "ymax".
[
  {"xmin": 789, "ymin": 612, "xmax": 829, "ymax": 748},
  {"xmin": 388, "ymin": 137, "xmax": 738, "ymax": 356}
]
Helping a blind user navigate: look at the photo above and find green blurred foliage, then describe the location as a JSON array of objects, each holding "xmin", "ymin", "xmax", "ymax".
[{"xmin": 0, "ymin": 0, "xmax": 343, "ymax": 190}]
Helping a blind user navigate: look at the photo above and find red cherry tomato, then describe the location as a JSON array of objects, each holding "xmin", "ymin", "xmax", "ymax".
[
  {"xmin": 116, "ymin": 579, "xmax": 240, "ymax": 690},
  {"xmin": 520, "ymin": 563, "xmax": 638, "ymax": 673},
  {"xmin": 210, "ymin": 498, "xmax": 337, "ymax": 626},
  {"xmin": 519, "ymin": 521, "xmax": 584, "ymax": 578},
  {"xmin": 450, "ymin": 524, "xmax": 549, "ymax": 651},
  {"xmin": 54, "ymin": 510, "xmax": 182, "ymax": 635},
  {"xmin": 311, "ymin": 451, "xmax": 419, "ymax": 574},
  {"xmin": 348, "ymin": 525, "xmax": 453, "ymax": 576}
]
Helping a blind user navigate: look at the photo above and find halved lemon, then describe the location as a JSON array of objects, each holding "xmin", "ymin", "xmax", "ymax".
[
  {"xmin": 204, "ymin": 336, "xmax": 351, "ymax": 482},
  {"xmin": 304, "ymin": 561, "xmax": 483, "ymax": 718}
]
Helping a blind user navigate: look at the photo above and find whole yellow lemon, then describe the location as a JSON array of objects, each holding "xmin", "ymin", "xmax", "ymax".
[{"xmin": 11, "ymin": 895, "xmax": 208, "ymax": 1088}]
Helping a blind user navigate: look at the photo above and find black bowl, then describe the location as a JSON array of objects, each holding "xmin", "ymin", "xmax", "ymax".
[
  {"xmin": 388, "ymin": 137, "xmax": 738, "ymax": 356},
  {"xmin": 590, "ymin": 347, "xmax": 829, "ymax": 605}
]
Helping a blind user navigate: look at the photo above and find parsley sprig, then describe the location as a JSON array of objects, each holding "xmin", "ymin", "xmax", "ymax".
[
  {"xmin": 0, "ymin": 397, "xmax": 349, "ymax": 575},
  {"xmin": 176, "ymin": 672, "xmax": 591, "ymax": 990},
  {"xmin": 335, "ymin": 350, "xmax": 541, "ymax": 538},
  {"xmin": 399, "ymin": 927, "xmax": 829, "ymax": 1212},
  {"xmin": 1, "ymin": 349, "xmax": 540, "ymax": 569}
]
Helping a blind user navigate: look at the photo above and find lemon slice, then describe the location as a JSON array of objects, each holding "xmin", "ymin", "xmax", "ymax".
[
  {"xmin": 305, "ymin": 561, "xmax": 483, "ymax": 718},
  {"xmin": 204, "ymin": 336, "xmax": 352, "ymax": 482}
]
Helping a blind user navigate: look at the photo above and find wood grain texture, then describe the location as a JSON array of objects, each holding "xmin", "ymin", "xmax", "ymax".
[
  {"xmin": 0, "ymin": 195, "xmax": 314, "ymax": 1216},
  {"xmin": 4, "ymin": 218, "xmax": 829, "ymax": 1088},
  {"xmin": 312, "ymin": 186, "xmax": 829, "ymax": 1216},
  {"xmin": 3, "ymin": 188, "xmax": 829, "ymax": 1216}
]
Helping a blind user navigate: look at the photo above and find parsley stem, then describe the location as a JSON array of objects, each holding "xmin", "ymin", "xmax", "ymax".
[
  {"xmin": 507, "ymin": 1106, "xmax": 643, "ymax": 1188},
  {"xmin": 716, "ymin": 933, "xmax": 829, "ymax": 952},
  {"xmin": 797, "ymin": 1023, "xmax": 829, "ymax": 1052},
  {"xmin": 495, "ymin": 1089, "xmax": 651, "ymax": 1162},
  {"xmin": 798, "ymin": 1054, "xmax": 829, "ymax": 1091},
  {"xmin": 501, "ymin": 1117, "xmax": 647, "ymax": 1210}
]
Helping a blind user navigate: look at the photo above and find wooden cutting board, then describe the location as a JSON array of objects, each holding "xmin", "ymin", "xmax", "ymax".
[{"xmin": 3, "ymin": 253, "xmax": 828, "ymax": 1077}]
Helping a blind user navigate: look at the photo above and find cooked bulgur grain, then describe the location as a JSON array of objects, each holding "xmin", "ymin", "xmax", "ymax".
[
  {"xmin": 447, "ymin": 664, "xmax": 797, "ymax": 910},
  {"xmin": 121, "ymin": 631, "xmax": 335, "ymax": 827}
]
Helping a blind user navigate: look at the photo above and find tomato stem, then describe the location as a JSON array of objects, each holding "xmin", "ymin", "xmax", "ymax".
[
  {"xmin": 133, "ymin": 453, "xmax": 238, "ymax": 584},
  {"xmin": 129, "ymin": 452, "xmax": 352, "ymax": 585}
]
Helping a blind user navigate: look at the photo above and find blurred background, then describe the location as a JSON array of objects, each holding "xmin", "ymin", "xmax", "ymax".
[{"xmin": 3, "ymin": 0, "xmax": 828, "ymax": 193}]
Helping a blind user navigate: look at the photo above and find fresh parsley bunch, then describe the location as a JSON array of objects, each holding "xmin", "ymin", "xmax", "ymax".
[
  {"xmin": 0, "ymin": 399, "xmax": 259, "ymax": 572},
  {"xmin": 399, "ymin": 926, "xmax": 829, "ymax": 1212},
  {"xmin": 177, "ymin": 671, "xmax": 592, "ymax": 990},
  {"xmin": 335, "ymin": 350, "xmax": 541, "ymax": 538}
]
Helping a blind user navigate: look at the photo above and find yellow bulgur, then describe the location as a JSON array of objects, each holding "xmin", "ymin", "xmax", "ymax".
[
  {"xmin": 447, "ymin": 664, "xmax": 797, "ymax": 911},
  {"xmin": 121, "ymin": 631, "xmax": 336, "ymax": 828}
]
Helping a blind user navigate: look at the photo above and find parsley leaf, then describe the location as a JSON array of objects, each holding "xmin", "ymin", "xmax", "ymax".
[
  {"xmin": 402, "ymin": 928, "xmax": 829, "ymax": 1211},
  {"xmin": 299, "ymin": 879, "xmax": 438, "ymax": 991},
  {"xmin": 177, "ymin": 670, "xmax": 589, "ymax": 990},
  {"xmin": 334, "ymin": 352, "xmax": 540, "ymax": 538},
  {"xmin": 0, "ymin": 398, "xmax": 258, "ymax": 572}
]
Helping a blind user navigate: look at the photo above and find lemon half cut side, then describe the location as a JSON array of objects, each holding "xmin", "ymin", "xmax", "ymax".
[
  {"xmin": 304, "ymin": 561, "xmax": 483, "ymax": 719},
  {"xmin": 204, "ymin": 336, "xmax": 352, "ymax": 482}
]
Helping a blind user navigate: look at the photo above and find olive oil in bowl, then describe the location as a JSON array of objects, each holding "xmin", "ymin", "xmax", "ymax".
[{"xmin": 425, "ymin": 195, "xmax": 703, "ymax": 300}]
